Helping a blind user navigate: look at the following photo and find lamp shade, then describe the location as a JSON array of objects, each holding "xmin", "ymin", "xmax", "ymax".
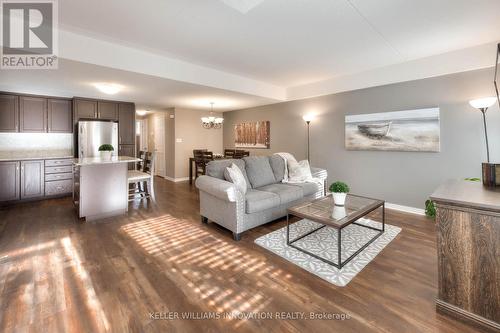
[
  {"xmin": 302, "ymin": 114, "xmax": 315, "ymax": 122},
  {"xmin": 469, "ymin": 97, "xmax": 496, "ymax": 109}
]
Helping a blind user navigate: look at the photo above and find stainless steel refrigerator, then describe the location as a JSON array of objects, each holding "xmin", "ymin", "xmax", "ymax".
[{"xmin": 78, "ymin": 120, "xmax": 118, "ymax": 158}]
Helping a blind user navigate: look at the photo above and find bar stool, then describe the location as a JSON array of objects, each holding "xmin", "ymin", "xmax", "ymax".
[{"xmin": 128, "ymin": 151, "xmax": 156, "ymax": 202}]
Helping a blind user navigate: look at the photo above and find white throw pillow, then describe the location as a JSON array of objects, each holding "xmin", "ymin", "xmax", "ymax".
[
  {"xmin": 224, "ymin": 163, "xmax": 248, "ymax": 194},
  {"xmin": 288, "ymin": 159, "xmax": 313, "ymax": 183}
]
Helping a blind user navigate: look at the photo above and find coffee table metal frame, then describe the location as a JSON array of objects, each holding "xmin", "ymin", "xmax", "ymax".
[{"xmin": 286, "ymin": 195, "xmax": 385, "ymax": 269}]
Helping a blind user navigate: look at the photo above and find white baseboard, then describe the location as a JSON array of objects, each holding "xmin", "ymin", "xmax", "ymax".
[
  {"xmin": 385, "ymin": 202, "xmax": 425, "ymax": 216},
  {"xmin": 164, "ymin": 176, "xmax": 190, "ymax": 183}
]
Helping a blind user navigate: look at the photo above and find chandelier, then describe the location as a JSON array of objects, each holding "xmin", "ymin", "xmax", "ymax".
[{"xmin": 201, "ymin": 102, "xmax": 224, "ymax": 129}]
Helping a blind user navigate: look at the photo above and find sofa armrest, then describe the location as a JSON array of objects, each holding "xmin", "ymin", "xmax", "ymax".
[
  {"xmin": 195, "ymin": 175, "xmax": 240, "ymax": 202},
  {"xmin": 310, "ymin": 167, "xmax": 328, "ymax": 180}
]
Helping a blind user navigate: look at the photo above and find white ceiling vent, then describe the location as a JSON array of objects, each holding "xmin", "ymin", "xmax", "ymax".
[{"xmin": 219, "ymin": 0, "xmax": 265, "ymax": 14}]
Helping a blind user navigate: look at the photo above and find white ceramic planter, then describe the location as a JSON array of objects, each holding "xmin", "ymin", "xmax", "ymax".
[
  {"xmin": 331, "ymin": 206, "xmax": 347, "ymax": 220},
  {"xmin": 100, "ymin": 151, "xmax": 112, "ymax": 160},
  {"xmin": 333, "ymin": 192, "xmax": 347, "ymax": 206}
]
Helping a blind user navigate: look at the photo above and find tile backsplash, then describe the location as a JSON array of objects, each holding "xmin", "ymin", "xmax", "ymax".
[{"xmin": 0, "ymin": 133, "xmax": 73, "ymax": 152}]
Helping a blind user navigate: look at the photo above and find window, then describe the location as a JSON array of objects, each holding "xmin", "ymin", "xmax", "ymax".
[{"xmin": 136, "ymin": 121, "xmax": 141, "ymax": 136}]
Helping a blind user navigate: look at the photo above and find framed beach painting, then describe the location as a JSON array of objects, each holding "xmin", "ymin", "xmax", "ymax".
[
  {"xmin": 234, "ymin": 121, "xmax": 270, "ymax": 149},
  {"xmin": 345, "ymin": 108, "xmax": 440, "ymax": 152}
]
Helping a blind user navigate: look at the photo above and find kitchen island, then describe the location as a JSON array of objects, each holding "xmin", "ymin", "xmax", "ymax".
[{"xmin": 73, "ymin": 156, "xmax": 139, "ymax": 221}]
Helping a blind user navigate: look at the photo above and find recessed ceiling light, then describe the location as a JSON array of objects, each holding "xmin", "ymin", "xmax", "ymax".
[
  {"xmin": 136, "ymin": 110, "xmax": 147, "ymax": 116},
  {"xmin": 94, "ymin": 83, "xmax": 123, "ymax": 95}
]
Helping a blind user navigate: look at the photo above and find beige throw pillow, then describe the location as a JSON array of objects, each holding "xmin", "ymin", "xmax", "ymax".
[
  {"xmin": 288, "ymin": 159, "xmax": 313, "ymax": 183},
  {"xmin": 224, "ymin": 163, "xmax": 248, "ymax": 194}
]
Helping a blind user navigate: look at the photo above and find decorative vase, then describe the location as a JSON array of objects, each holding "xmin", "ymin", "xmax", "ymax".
[
  {"xmin": 333, "ymin": 192, "xmax": 347, "ymax": 206},
  {"xmin": 482, "ymin": 163, "xmax": 499, "ymax": 187},
  {"xmin": 100, "ymin": 151, "xmax": 112, "ymax": 160},
  {"xmin": 332, "ymin": 206, "xmax": 347, "ymax": 220}
]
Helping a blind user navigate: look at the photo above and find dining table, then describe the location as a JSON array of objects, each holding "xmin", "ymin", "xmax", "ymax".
[{"xmin": 189, "ymin": 154, "xmax": 226, "ymax": 184}]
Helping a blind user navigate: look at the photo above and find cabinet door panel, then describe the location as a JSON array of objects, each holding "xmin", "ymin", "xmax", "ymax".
[
  {"xmin": 74, "ymin": 99, "xmax": 97, "ymax": 121},
  {"xmin": 0, "ymin": 94, "xmax": 19, "ymax": 132},
  {"xmin": 0, "ymin": 161, "xmax": 20, "ymax": 201},
  {"xmin": 20, "ymin": 96, "xmax": 47, "ymax": 132},
  {"xmin": 21, "ymin": 160, "xmax": 45, "ymax": 199},
  {"xmin": 48, "ymin": 99, "xmax": 72, "ymax": 133},
  {"xmin": 119, "ymin": 145, "xmax": 135, "ymax": 170},
  {"xmin": 98, "ymin": 101, "xmax": 119, "ymax": 121},
  {"xmin": 118, "ymin": 103, "xmax": 135, "ymax": 145}
]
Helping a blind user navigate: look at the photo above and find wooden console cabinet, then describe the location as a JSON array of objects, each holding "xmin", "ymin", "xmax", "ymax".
[{"xmin": 431, "ymin": 180, "xmax": 500, "ymax": 332}]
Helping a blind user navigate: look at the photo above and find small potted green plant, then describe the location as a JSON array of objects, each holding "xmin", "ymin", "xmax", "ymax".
[
  {"xmin": 329, "ymin": 181, "xmax": 350, "ymax": 206},
  {"xmin": 98, "ymin": 144, "xmax": 114, "ymax": 160}
]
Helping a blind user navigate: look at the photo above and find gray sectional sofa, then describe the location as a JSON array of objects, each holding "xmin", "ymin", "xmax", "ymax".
[{"xmin": 195, "ymin": 155, "xmax": 328, "ymax": 240}]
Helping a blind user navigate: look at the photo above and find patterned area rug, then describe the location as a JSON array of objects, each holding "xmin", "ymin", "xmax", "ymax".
[{"xmin": 254, "ymin": 218, "xmax": 401, "ymax": 287}]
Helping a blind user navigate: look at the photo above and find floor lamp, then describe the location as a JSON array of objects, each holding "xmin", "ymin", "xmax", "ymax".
[
  {"xmin": 302, "ymin": 114, "xmax": 315, "ymax": 162},
  {"xmin": 469, "ymin": 97, "xmax": 496, "ymax": 162},
  {"xmin": 469, "ymin": 97, "xmax": 497, "ymax": 186}
]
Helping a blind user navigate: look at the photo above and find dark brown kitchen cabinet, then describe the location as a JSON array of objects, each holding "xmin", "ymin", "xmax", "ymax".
[
  {"xmin": 118, "ymin": 103, "xmax": 135, "ymax": 145},
  {"xmin": 20, "ymin": 160, "xmax": 45, "ymax": 199},
  {"xmin": 0, "ymin": 161, "xmax": 20, "ymax": 201},
  {"xmin": 20, "ymin": 96, "xmax": 47, "ymax": 132},
  {"xmin": 48, "ymin": 98, "xmax": 72, "ymax": 133},
  {"xmin": 119, "ymin": 144, "xmax": 135, "ymax": 170},
  {"xmin": 0, "ymin": 94, "xmax": 19, "ymax": 132},
  {"xmin": 74, "ymin": 98, "xmax": 98, "ymax": 121},
  {"xmin": 98, "ymin": 101, "xmax": 119, "ymax": 121}
]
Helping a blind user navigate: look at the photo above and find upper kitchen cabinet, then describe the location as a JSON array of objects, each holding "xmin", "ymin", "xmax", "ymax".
[
  {"xmin": 20, "ymin": 96, "xmax": 48, "ymax": 132},
  {"xmin": 74, "ymin": 98, "xmax": 120, "ymax": 122},
  {"xmin": 0, "ymin": 94, "xmax": 19, "ymax": 132},
  {"xmin": 98, "ymin": 101, "xmax": 119, "ymax": 121},
  {"xmin": 118, "ymin": 103, "xmax": 135, "ymax": 145},
  {"xmin": 74, "ymin": 98, "xmax": 98, "ymax": 121},
  {"xmin": 48, "ymin": 98, "xmax": 72, "ymax": 133}
]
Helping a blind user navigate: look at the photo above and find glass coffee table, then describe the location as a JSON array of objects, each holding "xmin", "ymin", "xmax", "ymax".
[{"xmin": 286, "ymin": 194, "xmax": 385, "ymax": 269}]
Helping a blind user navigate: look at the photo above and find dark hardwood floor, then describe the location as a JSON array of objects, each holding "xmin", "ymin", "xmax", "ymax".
[{"xmin": 0, "ymin": 178, "xmax": 482, "ymax": 332}]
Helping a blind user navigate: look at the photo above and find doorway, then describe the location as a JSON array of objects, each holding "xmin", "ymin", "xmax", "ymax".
[{"xmin": 135, "ymin": 119, "xmax": 148, "ymax": 157}]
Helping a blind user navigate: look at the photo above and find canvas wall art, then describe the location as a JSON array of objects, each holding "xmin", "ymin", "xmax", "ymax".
[
  {"xmin": 234, "ymin": 121, "xmax": 270, "ymax": 149},
  {"xmin": 345, "ymin": 108, "xmax": 440, "ymax": 152}
]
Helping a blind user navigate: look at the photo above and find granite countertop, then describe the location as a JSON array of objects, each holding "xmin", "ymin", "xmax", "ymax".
[
  {"xmin": 73, "ymin": 156, "xmax": 140, "ymax": 166},
  {"xmin": 0, "ymin": 150, "xmax": 74, "ymax": 161}
]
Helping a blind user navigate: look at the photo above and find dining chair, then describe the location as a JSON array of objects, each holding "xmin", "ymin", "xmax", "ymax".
[
  {"xmin": 193, "ymin": 149, "xmax": 208, "ymax": 156},
  {"xmin": 224, "ymin": 149, "xmax": 236, "ymax": 158},
  {"xmin": 234, "ymin": 150, "xmax": 249, "ymax": 159},
  {"xmin": 128, "ymin": 151, "xmax": 156, "ymax": 202},
  {"xmin": 194, "ymin": 151, "xmax": 213, "ymax": 179},
  {"xmin": 136, "ymin": 150, "xmax": 146, "ymax": 170}
]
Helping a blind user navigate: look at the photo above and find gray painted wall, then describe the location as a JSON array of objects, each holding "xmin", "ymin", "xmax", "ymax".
[{"xmin": 223, "ymin": 68, "xmax": 500, "ymax": 209}]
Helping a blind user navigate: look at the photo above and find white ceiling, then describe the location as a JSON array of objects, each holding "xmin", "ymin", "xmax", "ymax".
[
  {"xmin": 1, "ymin": 0, "xmax": 499, "ymax": 110},
  {"xmin": 0, "ymin": 59, "xmax": 277, "ymax": 112},
  {"xmin": 58, "ymin": 0, "xmax": 500, "ymax": 87}
]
